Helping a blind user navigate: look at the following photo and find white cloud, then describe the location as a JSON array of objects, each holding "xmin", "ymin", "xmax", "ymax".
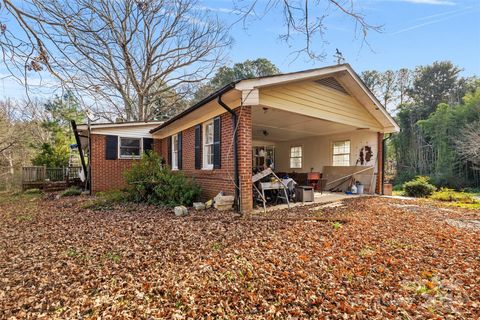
[
  {"xmin": 399, "ymin": 0, "xmax": 456, "ymax": 5},
  {"xmin": 390, "ymin": 6, "xmax": 476, "ymax": 35},
  {"xmin": 366, "ymin": 0, "xmax": 456, "ymax": 5}
]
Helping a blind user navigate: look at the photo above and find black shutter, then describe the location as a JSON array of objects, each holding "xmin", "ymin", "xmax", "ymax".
[
  {"xmin": 105, "ymin": 135, "xmax": 118, "ymax": 160},
  {"xmin": 143, "ymin": 138, "xmax": 153, "ymax": 154},
  {"xmin": 194, "ymin": 124, "xmax": 202, "ymax": 169},
  {"xmin": 177, "ymin": 132, "xmax": 183, "ymax": 170},
  {"xmin": 167, "ymin": 136, "xmax": 172, "ymax": 166},
  {"xmin": 213, "ymin": 116, "xmax": 221, "ymax": 169}
]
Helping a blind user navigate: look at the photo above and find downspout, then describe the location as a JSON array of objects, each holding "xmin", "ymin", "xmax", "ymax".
[
  {"xmin": 382, "ymin": 134, "xmax": 392, "ymax": 195},
  {"xmin": 217, "ymin": 95, "xmax": 240, "ymax": 213},
  {"xmin": 87, "ymin": 121, "xmax": 92, "ymax": 195}
]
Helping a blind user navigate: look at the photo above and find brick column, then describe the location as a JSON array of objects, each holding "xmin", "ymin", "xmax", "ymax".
[
  {"xmin": 236, "ymin": 106, "xmax": 253, "ymax": 213},
  {"xmin": 376, "ymin": 132, "xmax": 384, "ymax": 194}
]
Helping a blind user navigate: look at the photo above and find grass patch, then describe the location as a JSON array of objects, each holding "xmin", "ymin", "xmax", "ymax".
[
  {"xmin": 332, "ymin": 221, "xmax": 343, "ymax": 230},
  {"xmin": 61, "ymin": 187, "xmax": 83, "ymax": 197},
  {"xmin": 16, "ymin": 214, "xmax": 33, "ymax": 222},
  {"xmin": 66, "ymin": 247, "xmax": 80, "ymax": 257},
  {"xmin": 24, "ymin": 188, "xmax": 43, "ymax": 195},
  {"xmin": 0, "ymin": 192, "xmax": 41, "ymax": 206},
  {"xmin": 430, "ymin": 188, "xmax": 479, "ymax": 209},
  {"xmin": 443, "ymin": 202, "xmax": 480, "ymax": 210},
  {"xmin": 104, "ymin": 251, "xmax": 121, "ymax": 263},
  {"xmin": 359, "ymin": 246, "xmax": 375, "ymax": 258},
  {"xmin": 211, "ymin": 242, "xmax": 223, "ymax": 251},
  {"xmin": 83, "ymin": 190, "xmax": 128, "ymax": 210},
  {"xmin": 431, "ymin": 188, "xmax": 478, "ymax": 203}
]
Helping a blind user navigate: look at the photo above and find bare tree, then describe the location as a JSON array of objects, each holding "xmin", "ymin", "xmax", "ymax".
[
  {"xmin": 233, "ymin": 0, "xmax": 382, "ymax": 60},
  {"xmin": 456, "ymin": 120, "xmax": 480, "ymax": 170},
  {"xmin": 0, "ymin": 100, "xmax": 20, "ymax": 155},
  {"xmin": 0, "ymin": 0, "xmax": 231, "ymax": 121},
  {"xmin": 396, "ymin": 68, "xmax": 412, "ymax": 106}
]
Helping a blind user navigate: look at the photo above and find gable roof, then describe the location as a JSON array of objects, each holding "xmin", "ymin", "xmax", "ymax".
[{"xmin": 150, "ymin": 64, "xmax": 399, "ymax": 134}]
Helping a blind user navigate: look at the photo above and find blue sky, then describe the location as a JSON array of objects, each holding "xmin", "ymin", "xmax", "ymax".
[
  {"xmin": 1, "ymin": 0, "xmax": 479, "ymax": 99},
  {"xmin": 212, "ymin": 0, "xmax": 480, "ymax": 76}
]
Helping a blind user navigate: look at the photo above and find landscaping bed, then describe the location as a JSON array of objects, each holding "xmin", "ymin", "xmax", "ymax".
[{"xmin": 0, "ymin": 193, "xmax": 478, "ymax": 318}]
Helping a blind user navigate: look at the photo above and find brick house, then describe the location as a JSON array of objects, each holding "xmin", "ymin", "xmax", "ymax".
[{"xmin": 75, "ymin": 64, "xmax": 399, "ymax": 213}]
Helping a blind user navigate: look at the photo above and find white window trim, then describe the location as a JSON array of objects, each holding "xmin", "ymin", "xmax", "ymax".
[
  {"xmin": 289, "ymin": 146, "xmax": 303, "ymax": 169},
  {"xmin": 332, "ymin": 140, "xmax": 351, "ymax": 166},
  {"xmin": 118, "ymin": 136, "xmax": 143, "ymax": 159},
  {"xmin": 171, "ymin": 134, "xmax": 178, "ymax": 170},
  {"xmin": 202, "ymin": 120, "xmax": 214, "ymax": 170}
]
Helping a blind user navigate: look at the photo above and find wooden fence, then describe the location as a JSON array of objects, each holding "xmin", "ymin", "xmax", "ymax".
[{"xmin": 21, "ymin": 166, "xmax": 83, "ymax": 190}]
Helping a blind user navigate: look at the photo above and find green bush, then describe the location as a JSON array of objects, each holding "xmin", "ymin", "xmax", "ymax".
[
  {"xmin": 124, "ymin": 151, "xmax": 201, "ymax": 207},
  {"xmin": 61, "ymin": 187, "xmax": 82, "ymax": 197},
  {"xmin": 431, "ymin": 188, "xmax": 478, "ymax": 204},
  {"xmin": 403, "ymin": 176, "xmax": 436, "ymax": 198},
  {"xmin": 392, "ymin": 184, "xmax": 404, "ymax": 191}
]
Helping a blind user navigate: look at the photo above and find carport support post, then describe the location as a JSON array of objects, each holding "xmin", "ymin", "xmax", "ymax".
[
  {"xmin": 217, "ymin": 95, "xmax": 241, "ymax": 212},
  {"xmin": 376, "ymin": 132, "xmax": 384, "ymax": 194}
]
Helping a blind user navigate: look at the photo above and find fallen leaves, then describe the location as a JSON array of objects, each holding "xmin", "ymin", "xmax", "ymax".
[{"xmin": 0, "ymin": 194, "xmax": 479, "ymax": 318}]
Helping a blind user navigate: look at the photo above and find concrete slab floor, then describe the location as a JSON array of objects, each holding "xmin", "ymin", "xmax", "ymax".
[{"xmin": 252, "ymin": 191, "xmax": 369, "ymax": 213}]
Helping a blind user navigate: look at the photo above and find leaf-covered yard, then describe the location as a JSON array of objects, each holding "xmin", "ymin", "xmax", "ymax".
[{"xmin": 0, "ymin": 194, "xmax": 479, "ymax": 319}]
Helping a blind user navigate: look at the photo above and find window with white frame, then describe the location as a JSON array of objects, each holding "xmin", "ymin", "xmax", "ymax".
[
  {"xmin": 332, "ymin": 140, "xmax": 350, "ymax": 166},
  {"xmin": 203, "ymin": 120, "xmax": 214, "ymax": 169},
  {"xmin": 119, "ymin": 137, "xmax": 142, "ymax": 158},
  {"xmin": 171, "ymin": 134, "xmax": 178, "ymax": 170},
  {"xmin": 290, "ymin": 146, "xmax": 302, "ymax": 169}
]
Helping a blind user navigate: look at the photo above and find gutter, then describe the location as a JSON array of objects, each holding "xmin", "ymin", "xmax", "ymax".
[
  {"xmin": 150, "ymin": 82, "xmax": 239, "ymax": 134},
  {"xmin": 217, "ymin": 95, "xmax": 241, "ymax": 213}
]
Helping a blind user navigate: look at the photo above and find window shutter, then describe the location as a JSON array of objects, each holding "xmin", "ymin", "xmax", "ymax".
[
  {"xmin": 167, "ymin": 136, "xmax": 172, "ymax": 166},
  {"xmin": 177, "ymin": 132, "xmax": 183, "ymax": 170},
  {"xmin": 213, "ymin": 116, "xmax": 221, "ymax": 169},
  {"xmin": 105, "ymin": 135, "xmax": 118, "ymax": 160},
  {"xmin": 194, "ymin": 124, "xmax": 202, "ymax": 169},
  {"xmin": 143, "ymin": 138, "xmax": 153, "ymax": 154}
]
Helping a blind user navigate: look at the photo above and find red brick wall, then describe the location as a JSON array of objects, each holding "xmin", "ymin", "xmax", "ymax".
[
  {"xmin": 157, "ymin": 106, "xmax": 253, "ymax": 212},
  {"xmin": 376, "ymin": 132, "xmax": 384, "ymax": 194},
  {"xmin": 90, "ymin": 134, "xmax": 161, "ymax": 192}
]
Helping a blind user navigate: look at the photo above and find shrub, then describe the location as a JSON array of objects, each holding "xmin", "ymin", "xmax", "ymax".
[
  {"xmin": 124, "ymin": 151, "xmax": 201, "ymax": 207},
  {"xmin": 403, "ymin": 176, "xmax": 436, "ymax": 198},
  {"xmin": 431, "ymin": 188, "xmax": 478, "ymax": 204},
  {"xmin": 61, "ymin": 187, "xmax": 82, "ymax": 197}
]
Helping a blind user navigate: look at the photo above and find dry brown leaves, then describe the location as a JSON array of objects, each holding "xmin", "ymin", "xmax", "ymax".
[{"xmin": 0, "ymin": 195, "xmax": 479, "ymax": 319}]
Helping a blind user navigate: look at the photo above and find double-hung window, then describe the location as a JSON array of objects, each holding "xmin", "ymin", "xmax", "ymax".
[
  {"xmin": 119, "ymin": 137, "xmax": 141, "ymax": 158},
  {"xmin": 332, "ymin": 140, "xmax": 351, "ymax": 166},
  {"xmin": 171, "ymin": 134, "xmax": 178, "ymax": 170},
  {"xmin": 203, "ymin": 120, "xmax": 214, "ymax": 169},
  {"xmin": 290, "ymin": 146, "xmax": 302, "ymax": 169}
]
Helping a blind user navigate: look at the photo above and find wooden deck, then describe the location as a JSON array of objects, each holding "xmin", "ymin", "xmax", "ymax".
[{"xmin": 22, "ymin": 166, "xmax": 83, "ymax": 191}]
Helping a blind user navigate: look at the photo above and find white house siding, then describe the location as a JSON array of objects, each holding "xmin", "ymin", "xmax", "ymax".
[{"xmin": 273, "ymin": 130, "xmax": 378, "ymax": 173}]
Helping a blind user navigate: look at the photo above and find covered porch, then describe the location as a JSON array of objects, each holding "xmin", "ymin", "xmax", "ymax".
[{"xmin": 250, "ymin": 105, "xmax": 381, "ymax": 210}]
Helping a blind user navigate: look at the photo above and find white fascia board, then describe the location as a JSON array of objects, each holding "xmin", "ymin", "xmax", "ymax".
[
  {"xmin": 343, "ymin": 66, "xmax": 400, "ymax": 133},
  {"xmin": 235, "ymin": 65, "xmax": 347, "ymax": 90}
]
